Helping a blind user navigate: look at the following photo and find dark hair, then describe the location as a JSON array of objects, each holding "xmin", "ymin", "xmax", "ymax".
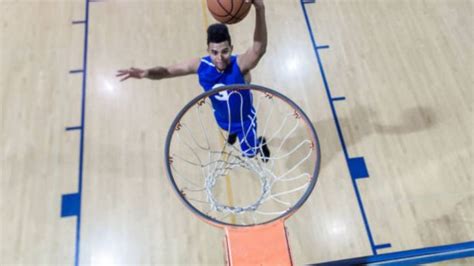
[{"xmin": 207, "ymin": 23, "xmax": 232, "ymax": 45}]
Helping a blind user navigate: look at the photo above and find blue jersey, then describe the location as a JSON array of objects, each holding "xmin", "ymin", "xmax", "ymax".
[{"xmin": 197, "ymin": 55, "xmax": 254, "ymax": 124}]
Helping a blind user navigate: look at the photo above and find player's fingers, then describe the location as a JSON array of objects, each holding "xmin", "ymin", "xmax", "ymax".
[
  {"xmin": 116, "ymin": 72, "xmax": 127, "ymax": 77},
  {"xmin": 120, "ymin": 75, "xmax": 131, "ymax": 82}
]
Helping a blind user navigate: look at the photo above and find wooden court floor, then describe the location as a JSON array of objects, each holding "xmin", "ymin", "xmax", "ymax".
[{"xmin": 1, "ymin": 0, "xmax": 472, "ymax": 264}]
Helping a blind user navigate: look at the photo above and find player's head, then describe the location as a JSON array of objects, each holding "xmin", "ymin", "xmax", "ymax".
[{"xmin": 207, "ymin": 23, "xmax": 233, "ymax": 71}]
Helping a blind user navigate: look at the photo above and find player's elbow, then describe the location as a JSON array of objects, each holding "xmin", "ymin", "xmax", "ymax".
[{"xmin": 256, "ymin": 43, "xmax": 267, "ymax": 55}]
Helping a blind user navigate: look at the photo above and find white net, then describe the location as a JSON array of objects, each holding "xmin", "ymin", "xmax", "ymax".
[{"xmin": 167, "ymin": 86, "xmax": 319, "ymax": 226}]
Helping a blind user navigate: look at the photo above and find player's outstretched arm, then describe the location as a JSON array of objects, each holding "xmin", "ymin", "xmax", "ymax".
[
  {"xmin": 116, "ymin": 58, "xmax": 200, "ymax": 82},
  {"xmin": 237, "ymin": 0, "xmax": 267, "ymax": 74}
]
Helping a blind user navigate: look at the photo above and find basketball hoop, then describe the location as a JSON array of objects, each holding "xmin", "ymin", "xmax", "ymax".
[{"xmin": 165, "ymin": 84, "xmax": 321, "ymax": 265}]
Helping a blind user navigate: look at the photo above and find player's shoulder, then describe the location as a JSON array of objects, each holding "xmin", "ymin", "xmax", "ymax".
[
  {"xmin": 197, "ymin": 56, "xmax": 212, "ymax": 72},
  {"xmin": 235, "ymin": 54, "xmax": 246, "ymax": 73},
  {"xmin": 199, "ymin": 56, "xmax": 214, "ymax": 67}
]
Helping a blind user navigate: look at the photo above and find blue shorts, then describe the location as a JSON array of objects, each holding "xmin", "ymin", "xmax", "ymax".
[{"xmin": 216, "ymin": 116, "xmax": 259, "ymax": 157}]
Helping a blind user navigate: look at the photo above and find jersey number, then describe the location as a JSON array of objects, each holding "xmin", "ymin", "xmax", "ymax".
[{"xmin": 212, "ymin": 83, "xmax": 229, "ymax": 101}]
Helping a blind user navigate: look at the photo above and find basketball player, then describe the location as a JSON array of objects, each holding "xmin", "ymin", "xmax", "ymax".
[{"xmin": 116, "ymin": 0, "xmax": 270, "ymax": 161}]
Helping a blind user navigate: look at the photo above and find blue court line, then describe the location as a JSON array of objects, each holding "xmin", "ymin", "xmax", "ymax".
[
  {"xmin": 375, "ymin": 243, "xmax": 392, "ymax": 250},
  {"xmin": 61, "ymin": 0, "xmax": 92, "ymax": 265},
  {"xmin": 311, "ymin": 241, "xmax": 474, "ymax": 265},
  {"xmin": 61, "ymin": 193, "xmax": 80, "ymax": 217},
  {"xmin": 66, "ymin": 126, "xmax": 82, "ymax": 131},
  {"xmin": 317, "ymin": 45, "xmax": 330, "ymax": 49},
  {"xmin": 74, "ymin": 0, "xmax": 91, "ymax": 264},
  {"xmin": 69, "ymin": 69, "xmax": 84, "ymax": 74},
  {"xmin": 300, "ymin": 0, "xmax": 381, "ymax": 254},
  {"xmin": 381, "ymin": 250, "xmax": 474, "ymax": 265},
  {"xmin": 331, "ymin": 96, "xmax": 346, "ymax": 101},
  {"xmin": 348, "ymin": 157, "xmax": 369, "ymax": 179}
]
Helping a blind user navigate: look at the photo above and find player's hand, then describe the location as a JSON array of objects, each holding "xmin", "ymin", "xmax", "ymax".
[{"xmin": 116, "ymin": 67, "xmax": 148, "ymax": 82}]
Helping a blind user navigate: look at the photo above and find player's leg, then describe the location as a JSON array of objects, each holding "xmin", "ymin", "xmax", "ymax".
[
  {"xmin": 237, "ymin": 119, "xmax": 258, "ymax": 157},
  {"xmin": 227, "ymin": 132, "xmax": 237, "ymax": 145},
  {"xmin": 237, "ymin": 118, "xmax": 271, "ymax": 162},
  {"xmin": 257, "ymin": 136, "xmax": 270, "ymax": 162},
  {"xmin": 215, "ymin": 119, "xmax": 238, "ymax": 146}
]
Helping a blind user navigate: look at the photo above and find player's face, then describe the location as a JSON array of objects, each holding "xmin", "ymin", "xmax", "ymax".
[{"xmin": 208, "ymin": 41, "xmax": 233, "ymax": 71}]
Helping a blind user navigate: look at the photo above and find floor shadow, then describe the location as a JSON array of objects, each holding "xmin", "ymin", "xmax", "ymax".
[{"xmin": 309, "ymin": 103, "xmax": 438, "ymax": 171}]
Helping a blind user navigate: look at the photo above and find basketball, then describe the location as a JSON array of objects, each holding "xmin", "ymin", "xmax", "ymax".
[{"xmin": 207, "ymin": 0, "xmax": 252, "ymax": 24}]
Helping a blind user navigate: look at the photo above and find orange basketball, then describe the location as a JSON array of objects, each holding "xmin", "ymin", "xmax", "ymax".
[{"xmin": 207, "ymin": 0, "xmax": 252, "ymax": 24}]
